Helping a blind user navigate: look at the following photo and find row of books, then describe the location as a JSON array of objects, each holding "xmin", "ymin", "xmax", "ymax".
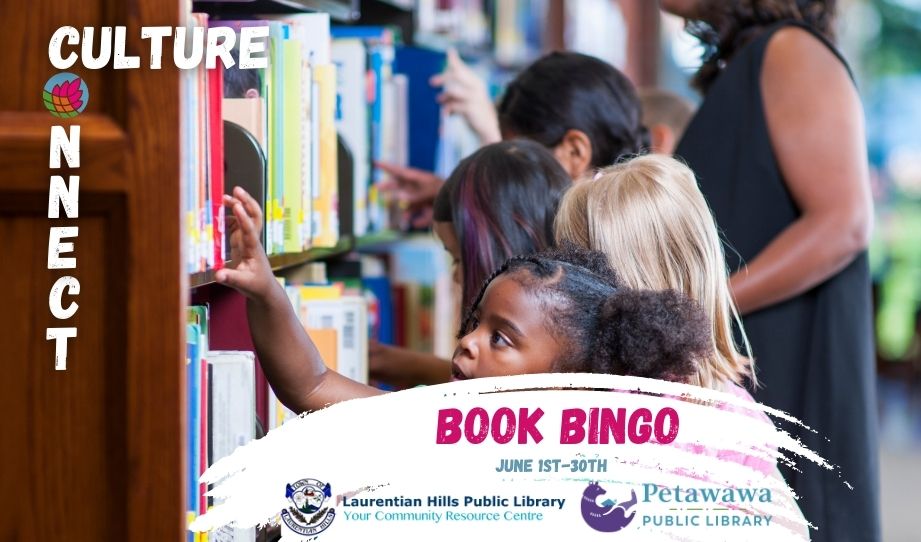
[
  {"xmin": 375, "ymin": 237, "xmax": 458, "ymax": 359},
  {"xmin": 182, "ymin": 13, "xmax": 226, "ymax": 273},
  {"xmin": 184, "ymin": 237, "xmax": 458, "ymax": 540},
  {"xmin": 181, "ymin": 12, "xmax": 341, "ymax": 274},
  {"xmin": 268, "ymin": 277, "xmax": 371, "ymax": 427},
  {"xmin": 414, "ymin": 0, "xmax": 547, "ymax": 68},
  {"xmin": 181, "ymin": 8, "xmax": 482, "ymax": 274},
  {"xmin": 186, "ymin": 307, "xmax": 257, "ymax": 542},
  {"xmin": 266, "ymin": 236, "xmax": 458, "ymax": 426}
]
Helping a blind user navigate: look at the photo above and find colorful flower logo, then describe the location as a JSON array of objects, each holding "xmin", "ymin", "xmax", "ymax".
[{"xmin": 43, "ymin": 73, "xmax": 89, "ymax": 118}]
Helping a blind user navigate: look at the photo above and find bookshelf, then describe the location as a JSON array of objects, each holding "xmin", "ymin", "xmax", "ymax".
[
  {"xmin": 194, "ymin": 0, "xmax": 360, "ymax": 21},
  {"xmin": 189, "ymin": 237, "xmax": 353, "ymax": 288},
  {"xmin": 188, "ymin": 232, "xmax": 399, "ymax": 288},
  {"xmin": 1, "ymin": 0, "xmax": 185, "ymax": 539},
  {"xmin": 0, "ymin": 1, "xmax": 656, "ymax": 540}
]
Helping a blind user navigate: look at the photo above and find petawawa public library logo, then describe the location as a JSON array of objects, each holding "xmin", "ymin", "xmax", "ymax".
[
  {"xmin": 281, "ymin": 478, "xmax": 336, "ymax": 539},
  {"xmin": 581, "ymin": 481, "xmax": 638, "ymax": 533},
  {"xmin": 581, "ymin": 480, "xmax": 779, "ymax": 533}
]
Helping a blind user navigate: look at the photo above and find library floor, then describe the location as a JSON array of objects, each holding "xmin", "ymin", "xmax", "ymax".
[{"xmin": 878, "ymin": 374, "xmax": 921, "ymax": 542}]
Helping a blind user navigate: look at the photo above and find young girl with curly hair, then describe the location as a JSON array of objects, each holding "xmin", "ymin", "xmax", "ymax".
[
  {"xmin": 449, "ymin": 244, "xmax": 711, "ymax": 384},
  {"xmin": 216, "ymin": 185, "xmax": 711, "ymax": 409},
  {"xmin": 220, "ymin": 182, "xmax": 808, "ymax": 534}
]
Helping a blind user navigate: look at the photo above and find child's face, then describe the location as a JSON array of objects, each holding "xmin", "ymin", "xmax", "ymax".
[{"xmin": 452, "ymin": 274, "xmax": 561, "ymax": 380}]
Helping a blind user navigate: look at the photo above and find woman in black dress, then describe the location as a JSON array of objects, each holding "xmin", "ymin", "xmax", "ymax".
[{"xmin": 662, "ymin": 1, "xmax": 880, "ymax": 541}]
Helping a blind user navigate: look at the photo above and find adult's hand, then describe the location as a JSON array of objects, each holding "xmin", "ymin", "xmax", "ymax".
[
  {"xmin": 376, "ymin": 161, "xmax": 445, "ymax": 228},
  {"xmin": 431, "ymin": 49, "xmax": 502, "ymax": 145}
]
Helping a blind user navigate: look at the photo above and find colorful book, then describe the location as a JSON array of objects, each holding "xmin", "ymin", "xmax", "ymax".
[
  {"xmin": 185, "ymin": 323, "xmax": 201, "ymax": 542},
  {"xmin": 313, "ymin": 63, "xmax": 340, "ymax": 247},
  {"xmin": 393, "ymin": 46, "xmax": 446, "ymax": 173},
  {"xmin": 330, "ymin": 26, "xmax": 400, "ymax": 234},
  {"xmin": 268, "ymin": 21, "xmax": 287, "ymax": 255},
  {"xmin": 282, "ymin": 38, "xmax": 304, "ymax": 253},
  {"xmin": 207, "ymin": 351, "xmax": 257, "ymax": 542},
  {"xmin": 331, "ymin": 39, "xmax": 369, "ymax": 236},
  {"xmin": 207, "ymin": 62, "xmax": 225, "ymax": 269},
  {"xmin": 222, "ymin": 98, "xmax": 264, "ymax": 150}
]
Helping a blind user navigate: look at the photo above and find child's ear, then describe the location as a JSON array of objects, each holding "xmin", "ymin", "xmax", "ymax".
[
  {"xmin": 650, "ymin": 124, "xmax": 677, "ymax": 155},
  {"xmin": 553, "ymin": 129, "xmax": 593, "ymax": 178}
]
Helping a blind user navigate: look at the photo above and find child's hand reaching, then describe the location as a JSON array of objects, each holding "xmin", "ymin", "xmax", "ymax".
[
  {"xmin": 216, "ymin": 187, "xmax": 276, "ymax": 301},
  {"xmin": 215, "ymin": 188, "xmax": 383, "ymax": 413}
]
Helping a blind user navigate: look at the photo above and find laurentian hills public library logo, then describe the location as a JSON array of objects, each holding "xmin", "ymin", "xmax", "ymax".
[
  {"xmin": 281, "ymin": 478, "xmax": 336, "ymax": 538},
  {"xmin": 43, "ymin": 73, "xmax": 89, "ymax": 118},
  {"xmin": 581, "ymin": 481, "xmax": 638, "ymax": 533}
]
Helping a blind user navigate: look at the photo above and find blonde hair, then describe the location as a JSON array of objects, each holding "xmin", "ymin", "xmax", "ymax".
[{"xmin": 554, "ymin": 154, "xmax": 754, "ymax": 390}]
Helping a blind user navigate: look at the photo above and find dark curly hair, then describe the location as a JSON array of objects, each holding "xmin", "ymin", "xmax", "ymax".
[
  {"xmin": 459, "ymin": 243, "xmax": 713, "ymax": 382},
  {"xmin": 686, "ymin": 0, "xmax": 837, "ymax": 91},
  {"xmin": 497, "ymin": 52, "xmax": 649, "ymax": 169}
]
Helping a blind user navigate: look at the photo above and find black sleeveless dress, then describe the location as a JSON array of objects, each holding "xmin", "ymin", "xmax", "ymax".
[{"xmin": 675, "ymin": 22, "xmax": 881, "ymax": 542}]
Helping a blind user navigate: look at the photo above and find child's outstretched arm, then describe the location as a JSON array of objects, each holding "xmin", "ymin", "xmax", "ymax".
[{"xmin": 216, "ymin": 187, "xmax": 384, "ymax": 413}]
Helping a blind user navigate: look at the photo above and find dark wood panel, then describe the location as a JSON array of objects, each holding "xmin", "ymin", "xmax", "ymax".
[
  {"xmin": 0, "ymin": 0, "xmax": 184, "ymax": 540},
  {"xmin": 0, "ymin": 113, "xmax": 127, "ymax": 193},
  {"xmin": 0, "ymin": 1, "xmax": 116, "ymax": 114},
  {"xmin": 121, "ymin": 0, "xmax": 184, "ymax": 538},
  {"xmin": 0, "ymin": 196, "xmax": 128, "ymax": 539}
]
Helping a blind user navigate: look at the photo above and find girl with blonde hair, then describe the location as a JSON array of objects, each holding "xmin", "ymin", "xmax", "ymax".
[{"xmin": 555, "ymin": 154, "xmax": 753, "ymax": 392}]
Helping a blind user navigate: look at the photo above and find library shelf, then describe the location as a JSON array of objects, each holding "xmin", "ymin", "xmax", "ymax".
[
  {"xmin": 190, "ymin": 236, "xmax": 354, "ymax": 288},
  {"xmin": 374, "ymin": 0, "xmax": 413, "ymax": 10},
  {"xmin": 192, "ymin": 0, "xmax": 359, "ymax": 21},
  {"xmin": 188, "ymin": 230, "xmax": 409, "ymax": 288},
  {"xmin": 355, "ymin": 229, "xmax": 403, "ymax": 249}
]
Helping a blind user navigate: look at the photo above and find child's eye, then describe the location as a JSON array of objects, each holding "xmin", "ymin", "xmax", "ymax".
[{"xmin": 490, "ymin": 331, "xmax": 510, "ymax": 348}]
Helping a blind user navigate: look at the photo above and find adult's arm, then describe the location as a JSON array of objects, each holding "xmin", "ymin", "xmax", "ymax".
[
  {"xmin": 431, "ymin": 49, "xmax": 502, "ymax": 145},
  {"xmin": 729, "ymin": 27, "xmax": 873, "ymax": 315}
]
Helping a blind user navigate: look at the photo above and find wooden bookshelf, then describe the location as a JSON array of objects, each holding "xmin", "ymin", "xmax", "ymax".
[
  {"xmin": 190, "ymin": 237, "xmax": 355, "ymax": 288},
  {"xmin": 193, "ymin": 0, "xmax": 359, "ymax": 20},
  {"xmin": 189, "ymin": 231, "xmax": 403, "ymax": 288},
  {"xmin": 0, "ymin": 1, "xmax": 184, "ymax": 540},
  {"xmin": 0, "ymin": 1, "xmax": 659, "ymax": 540},
  {"xmin": 356, "ymin": 229, "xmax": 403, "ymax": 248}
]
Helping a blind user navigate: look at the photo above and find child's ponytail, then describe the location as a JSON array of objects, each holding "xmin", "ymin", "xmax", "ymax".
[{"xmin": 592, "ymin": 289, "xmax": 712, "ymax": 383}]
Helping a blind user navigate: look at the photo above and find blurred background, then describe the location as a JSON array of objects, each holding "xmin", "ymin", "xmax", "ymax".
[
  {"xmin": 660, "ymin": 2, "xmax": 921, "ymax": 539},
  {"xmin": 391, "ymin": 0, "xmax": 921, "ymax": 538}
]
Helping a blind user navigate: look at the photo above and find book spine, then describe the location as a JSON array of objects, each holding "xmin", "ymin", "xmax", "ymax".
[
  {"xmin": 208, "ymin": 63, "xmax": 225, "ymax": 269},
  {"xmin": 313, "ymin": 63, "xmax": 339, "ymax": 247}
]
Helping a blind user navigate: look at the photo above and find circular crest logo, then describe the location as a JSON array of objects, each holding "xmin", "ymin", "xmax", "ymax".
[
  {"xmin": 43, "ymin": 73, "xmax": 89, "ymax": 118},
  {"xmin": 281, "ymin": 478, "xmax": 336, "ymax": 538}
]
